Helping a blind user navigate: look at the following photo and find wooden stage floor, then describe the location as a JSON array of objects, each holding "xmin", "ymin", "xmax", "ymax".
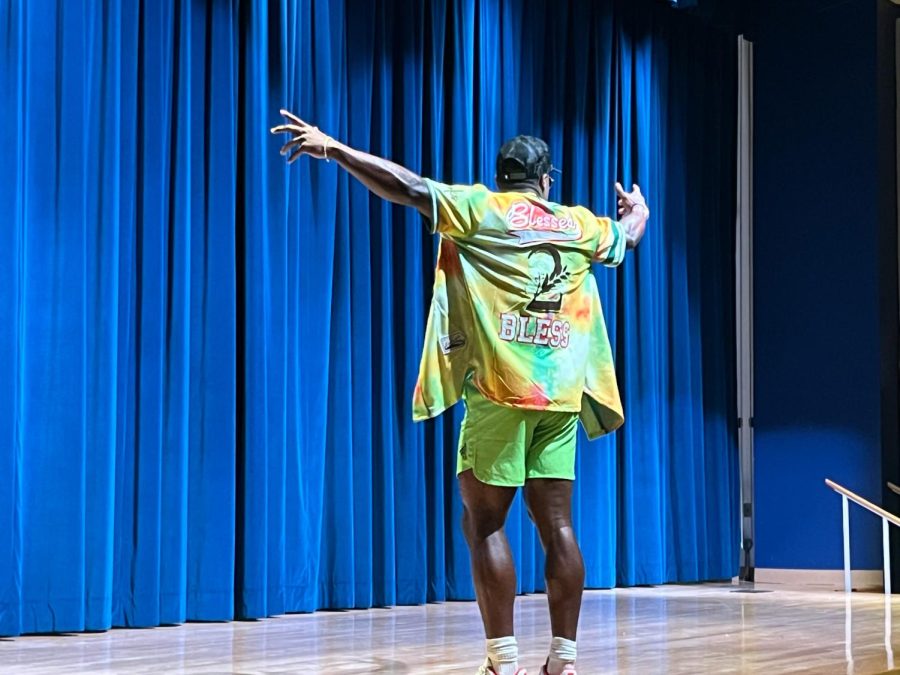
[{"xmin": 3, "ymin": 584, "xmax": 900, "ymax": 674}]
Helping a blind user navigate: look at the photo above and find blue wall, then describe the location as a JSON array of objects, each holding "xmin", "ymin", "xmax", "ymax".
[{"xmin": 753, "ymin": 0, "xmax": 884, "ymax": 570}]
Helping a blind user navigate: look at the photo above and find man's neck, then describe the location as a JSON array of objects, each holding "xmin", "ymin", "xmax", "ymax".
[{"xmin": 501, "ymin": 183, "xmax": 542, "ymax": 198}]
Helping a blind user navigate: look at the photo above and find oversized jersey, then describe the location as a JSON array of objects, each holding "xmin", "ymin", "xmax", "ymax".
[{"xmin": 412, "ymin": 180, "xmax": 626, "ymax": 440}]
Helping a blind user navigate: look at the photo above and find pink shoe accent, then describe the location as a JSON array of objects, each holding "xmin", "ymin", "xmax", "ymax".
[
  {"xmin": 479, "ymin": 662, "xmax": 528, "ymax": 675},
  {"xmin": 540, "ymin": 664, "xmax": 576, "ymax": 675}
]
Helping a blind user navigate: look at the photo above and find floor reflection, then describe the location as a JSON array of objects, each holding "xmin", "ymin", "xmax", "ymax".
[{"xmin": 5, "ymin": 584, "xmax": 900, "ymax": 674}]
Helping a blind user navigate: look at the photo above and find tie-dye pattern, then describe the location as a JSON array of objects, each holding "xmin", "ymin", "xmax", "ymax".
[{"xmin": 412, "ymin": 180, "xmax": 626, "ymax": 440}]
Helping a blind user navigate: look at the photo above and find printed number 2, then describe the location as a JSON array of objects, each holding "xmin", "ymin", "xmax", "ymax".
[{"xmin": 526, "ymin": 245, "xmax": 564, "ymax": 313}]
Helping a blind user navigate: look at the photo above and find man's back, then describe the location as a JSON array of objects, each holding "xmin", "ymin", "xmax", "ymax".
[{"xmin": 413, "ymin": 181, "xmax": 625, "ymax": 432}]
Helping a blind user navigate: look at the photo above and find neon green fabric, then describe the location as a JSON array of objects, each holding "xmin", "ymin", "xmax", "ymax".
[
  {"xmin": 412, "ymin": 181, "xmax": 626, "ymax": 440},
  {"xmin": 457, "ymin": 380, "xmax": 579, "ymax": 487}
]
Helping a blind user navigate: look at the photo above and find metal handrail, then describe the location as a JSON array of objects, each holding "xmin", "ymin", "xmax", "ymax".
[
  {"xmin": 825, "ymin": 478, "xmax": 898, "ymax": 594},
  {"xmin": 826, "ymin": 479, "xmax": 900, "ymax": 527}
]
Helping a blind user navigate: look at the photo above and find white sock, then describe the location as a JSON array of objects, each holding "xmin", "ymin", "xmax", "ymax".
[
  {"xmin": 486, "ymin": 636, "xmax": 518, "ymax": 675},
  {"xmin": 547, "ymin": 636, "xmax": 577, "ymax": 674}
]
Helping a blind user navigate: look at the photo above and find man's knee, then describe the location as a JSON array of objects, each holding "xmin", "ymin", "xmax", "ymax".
[
  {"xmin": 523, "ymin": 494, "xmax": 559, "ymax": 534},
  {"xmin": 524, "ymin": 480, "xmax": 575, "ymax": 539},
  {"xmin": 537, "ymin": 516, "xmax": 575, "ymax": 546},
  {"xmin": 462, "ymin": 505, "xmax": 508, "ymax": 543},
  {"xmin": 527, "ymin": 507, "xmax": 578, "ymax": 550}
]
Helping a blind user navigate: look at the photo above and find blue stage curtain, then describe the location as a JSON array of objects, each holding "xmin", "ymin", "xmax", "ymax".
[{"xmin": 0, "ymin": 0, "xmax": 739, "ymax": 636}]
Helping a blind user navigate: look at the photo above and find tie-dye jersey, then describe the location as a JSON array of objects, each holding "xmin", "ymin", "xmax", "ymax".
[{"xmin": 412, "ymin": 180, "xmax": 626, "ymax": 440}]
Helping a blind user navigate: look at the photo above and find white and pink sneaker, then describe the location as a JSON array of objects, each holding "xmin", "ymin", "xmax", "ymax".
[
  {"xmin": 539, "ymin": 663, "xmax": 577, "ymax": 675},
  {"xmin": 476, "ymin": 658, "xmax": 528, "ymax": 675}
]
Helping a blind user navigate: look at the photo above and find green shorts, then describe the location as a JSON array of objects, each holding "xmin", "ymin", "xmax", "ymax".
[{"xmin": 457, "ymin": 382, "xmax": 579, "ymax": 487}]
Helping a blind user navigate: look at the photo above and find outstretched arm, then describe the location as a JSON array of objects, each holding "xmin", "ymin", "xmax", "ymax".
[
  {"xmin": 615, "ymin": 182, "xmax": 649, "ymax": 249},
  {"xmin": 271, "ymin": 109, "xmax": 432, "ymax": 218}
]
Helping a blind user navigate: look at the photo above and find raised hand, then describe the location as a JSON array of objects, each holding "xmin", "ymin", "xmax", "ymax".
[
  {"xmin": 615, "ymin": 182, "xmax": 650, "ymax": 219},
  {"xmin": 270, "ymin": 109, "xmax": 333, "ymax": 162},
  {"xmin": 615, "ymin": 182, "xmax": 649, "ymax": 250}
]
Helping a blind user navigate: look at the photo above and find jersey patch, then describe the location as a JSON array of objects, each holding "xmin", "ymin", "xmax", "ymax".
[
  {"xmin": 439, "ymin": 331, "xmax": 467, "ymax": 354},
  {"xmin": 505, "ymin": 201, "xmax": 582, "ymax": 244}
]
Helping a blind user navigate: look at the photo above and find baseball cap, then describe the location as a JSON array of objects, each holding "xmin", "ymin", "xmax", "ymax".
[{"xmin": 496, "ymin": 135, "xmax": 559, "ymax": 182}]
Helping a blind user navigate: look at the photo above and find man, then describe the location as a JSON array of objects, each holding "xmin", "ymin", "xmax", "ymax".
[{"xmin": 272, "ymin": 110, "xmax": 648, "ymax": 675}]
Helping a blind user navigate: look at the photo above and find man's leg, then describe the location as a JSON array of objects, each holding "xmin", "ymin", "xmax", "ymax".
[
  {"xmin": 524, "ymin": 478, "xmax": 583, "ymax": 672},
  {"xmin": 459, "ymin": 468, "xmax": 519, "ymax": 638},
  {"xmin": 456, "ymin": 381, "xmax": 529, "ymax": 673}
]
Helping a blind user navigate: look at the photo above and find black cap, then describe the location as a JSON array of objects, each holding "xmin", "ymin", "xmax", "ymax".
[{"xmin": 496, "ymin": 135, "xmax": 556, "ymax": 182}]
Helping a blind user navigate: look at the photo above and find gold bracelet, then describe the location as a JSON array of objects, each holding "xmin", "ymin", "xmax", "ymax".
[{"xmin": 323, "ymin": 137, "xmax": 331, "ymax": 162}]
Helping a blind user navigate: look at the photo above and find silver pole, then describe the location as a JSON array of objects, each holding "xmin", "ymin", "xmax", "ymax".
[
  {"xmin": 736, "ymin": 35, "xmax": 755, "ymax": 581},
  {"xmin": 884, "ymin": 518, "xmax": 892, "ymax": 596},
  {"xmin": 843, "ymin": 495, "xmax": 852, "ymax": 593}
]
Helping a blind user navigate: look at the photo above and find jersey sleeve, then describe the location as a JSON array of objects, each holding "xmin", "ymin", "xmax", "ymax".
[
  {"xmin": 424, "ymin": 179, "xmax": 492, "ymax": 239},
  {"xmin": 593, "ymin": 217, "xmax": 626, "ymax": 267},
  {"xmin": 571, "ymin": 205, "xmax": 625, "ymax": 267}
]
